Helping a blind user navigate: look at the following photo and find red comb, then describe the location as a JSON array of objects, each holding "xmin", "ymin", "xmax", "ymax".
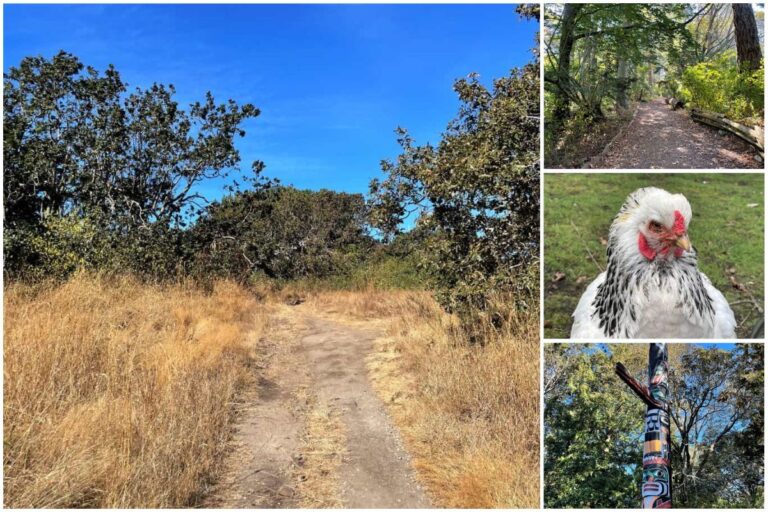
[{"xmin": 673, "ymin": 210, "xmax": 686, "ymax": 236}]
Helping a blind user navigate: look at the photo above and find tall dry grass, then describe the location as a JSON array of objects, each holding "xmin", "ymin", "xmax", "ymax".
[
  {"xmin": 310, "ymin": 290, "xmax": 541, "ymax": 508},
  {"xmin": 3, "ymin": 274, "xmax": 268, "ymax": 508}
]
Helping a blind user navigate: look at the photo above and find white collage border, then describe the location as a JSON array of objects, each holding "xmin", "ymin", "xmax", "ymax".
[{"xmin": 539, "ymin": 2, "xmax": 766, "ymax": 511}]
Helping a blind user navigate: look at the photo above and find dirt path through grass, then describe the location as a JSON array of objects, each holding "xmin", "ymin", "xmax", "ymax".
[
  {"xmin": 206, "ymin": 306, "xmax": 430, "ymax": 508},
  {"xmin": 586, "ymin": 98, "xmax": 760, "ymax": 169}
]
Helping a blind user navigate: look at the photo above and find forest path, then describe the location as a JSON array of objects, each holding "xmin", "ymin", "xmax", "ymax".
[
  {"xmin": 204, "ymin": 305, "xmax": 430, "ymax": 509},
  {"xmin": 586, "ymin": 98, "xmax": 761, "ymax": 169}
]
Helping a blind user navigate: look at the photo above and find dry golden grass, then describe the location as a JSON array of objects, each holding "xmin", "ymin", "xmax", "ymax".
[
  {"xmin": 304, "ymin": 289, "xmax": 436, "ymax": 322},
  {"xmin": 3, "ymin": 274, "xmax": 268, "ymax": 508},
  {"xmin": 292, "ymin": 386, "xmax": 347, "ymax": 509},
  {"xmin": 359, "ymin": 292, "xmax": 541, "ymax": 508}
]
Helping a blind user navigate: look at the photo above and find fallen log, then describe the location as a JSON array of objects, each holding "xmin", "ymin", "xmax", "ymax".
[{"xmin": 690, "ymin": 108, "xmax": 764, "ymax": 153}]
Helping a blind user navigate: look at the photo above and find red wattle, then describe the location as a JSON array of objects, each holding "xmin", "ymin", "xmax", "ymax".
[{"xmin": 638, "ymin": 233, "xmax": 656, "ymax": 260}]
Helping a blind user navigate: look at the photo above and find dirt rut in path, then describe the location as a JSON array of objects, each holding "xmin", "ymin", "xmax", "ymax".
[
  {"xmin": 299, "ymin": 314, "xmax": 430, "ymax": 508},
  {"xmin": 206, "ymin": 308, "xmax": 430, "ymax": 508},
  {"xmin": 204, "ymin": 315, "xmax": 308, "ymax": 507},
  {"xmin": 586, "ymin": 98, "xmax": 761, "ymax": 169}
]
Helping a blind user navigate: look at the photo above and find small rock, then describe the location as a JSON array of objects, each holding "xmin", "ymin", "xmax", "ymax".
[{"xmin": 754, "ymin": 154, "xmax": 763, "ymax": 163}]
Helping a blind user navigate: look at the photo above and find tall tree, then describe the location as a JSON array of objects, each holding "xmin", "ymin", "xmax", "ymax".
[
  {"xmin": 732, "ymin": 4, "xmax": 763, "ymax": 71},
  {"xmin": 3, "ymin": 51, "xmax": 263, "ymax": 278},
  {"xmin": 368, "ymin": 64, "xmax": 539, "ymax": 312},
  {"xmin": 549, "ymin": 3, "xmax": 583, "ymax": 123},
  {"xmin": 544, "ymin": 345, "xmax": 643, "ymax": 508}
]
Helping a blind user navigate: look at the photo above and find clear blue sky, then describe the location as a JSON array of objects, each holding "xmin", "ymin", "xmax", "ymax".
[{"xmin": 4, "ymin": 3, "xmax": 537, "ymax": 202}]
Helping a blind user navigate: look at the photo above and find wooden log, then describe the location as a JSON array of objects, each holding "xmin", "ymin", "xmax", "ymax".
[
  {"xmin": 691, "ymin": 108, "xmax": 763, "ymax": 141},
  {"xmin": 692, "ymin": 114, "xmax": 760, "ymax": 144},
  {"xmin": 689, "ymin": 108, "xmax": 764, "ymax": 152}
]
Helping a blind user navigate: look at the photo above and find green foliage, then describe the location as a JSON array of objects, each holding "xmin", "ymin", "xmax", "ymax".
[
  {"xmin": 544, "ymin": 173, "xmax": 764, "ymax": 339},
  {"xmin": 192, "ymin": 186, "xmax": 373, "ymax": 281},
  {"xmin": 544, "ymin": 345, "xmax": 643, "ymax": 508},
  {"xmin": 368, "ymin": 63, "xmax": 540, "ymax": 313},
  {"xmin": 545, "ymin": 344, "xmax": 765, "ymax": 508},
  {"xmin": 680, "ymin": 52, "xmax": 764, "ymax": 123},
  {"xmin": 3, "ymin": 51, "xmax": 263, "ymax": 280},
  {"xmin": 545, "ymin": 3, "xmax": 698, "ymax": 122}
]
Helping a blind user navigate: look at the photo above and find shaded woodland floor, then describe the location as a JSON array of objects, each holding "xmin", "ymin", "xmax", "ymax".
[{"xmin": 585, "ymin": 99, "xmax": 762, "ymax": 169}]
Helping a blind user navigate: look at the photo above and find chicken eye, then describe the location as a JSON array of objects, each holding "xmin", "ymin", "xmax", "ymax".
[{"xmin": 648, "ymin": 221, "xmax": 664, "ymax": 233}]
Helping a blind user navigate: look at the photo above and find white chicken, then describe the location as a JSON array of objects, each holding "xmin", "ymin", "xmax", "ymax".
[{"xmin": 571, "ymin": 187, "xmax": 736, "ymax": 339}]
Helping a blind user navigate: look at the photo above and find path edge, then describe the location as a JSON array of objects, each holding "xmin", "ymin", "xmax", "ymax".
[{"xmin": 582, "ymin": 102, "xmax": 640, "ymax": 169}]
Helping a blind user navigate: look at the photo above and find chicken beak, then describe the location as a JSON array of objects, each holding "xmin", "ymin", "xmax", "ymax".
[{"xmin": 675, "ymin": 236, "xmax": 691, "ymax": 251}]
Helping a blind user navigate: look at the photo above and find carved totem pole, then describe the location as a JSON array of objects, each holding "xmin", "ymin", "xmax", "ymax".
[{"xmin": 615, "ymin": 343, "xmax": 672, "ymax": 508}]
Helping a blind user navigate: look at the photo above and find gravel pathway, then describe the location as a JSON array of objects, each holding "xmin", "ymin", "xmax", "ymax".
[{"xmin": 586, "ymin": 99, "xmax": 762, "ymax": 169}]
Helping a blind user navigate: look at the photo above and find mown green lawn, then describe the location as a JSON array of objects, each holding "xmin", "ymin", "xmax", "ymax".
[{"xmin": 544, "ymin": 173, "xmax": 764, "ymax": 339}]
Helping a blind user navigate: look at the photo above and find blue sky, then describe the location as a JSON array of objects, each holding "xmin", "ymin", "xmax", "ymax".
[{"xmin": 4, "ymin": 3, "xmax": 537, "ymax": 203}]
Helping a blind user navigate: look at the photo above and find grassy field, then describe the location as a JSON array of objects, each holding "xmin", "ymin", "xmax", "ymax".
[
  {"xmin": 311, "ymin": 291, "xmax": 540, "ymax": 508},
  {"xmin": 4, "ymin": 276, "xmax": 539, "ymax": 508},
  {"xmin": 544, "ymin": 173, "xmax": 764, "ymax": 338},
  {"xmin": 3, "ymin": 274, "xmax": 270, "ymax": 507}
]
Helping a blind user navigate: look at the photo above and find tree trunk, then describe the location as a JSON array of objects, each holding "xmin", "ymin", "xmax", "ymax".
[
  {"xmin": 733, "ymin": 4, "xmax": 762, "ymax": 72},
  {"xmin": 551, "ymin": 4, "xmax": 582, "ymax": 124},
  {"xmin": 615, "ymin": 59, "xmax": 630, "ymax": 110}
]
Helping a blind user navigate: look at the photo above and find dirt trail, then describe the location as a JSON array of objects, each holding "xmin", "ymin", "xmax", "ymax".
[
  {"xmin": 586, "ymin": 98, "xmax": 761, "ymax": 169},
  {"xmin": 205, "ymin": 307, "xmax": 430, "ymax": 508}
]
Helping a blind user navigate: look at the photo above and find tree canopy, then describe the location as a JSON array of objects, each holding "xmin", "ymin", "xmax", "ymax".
[
  {"xmin": 544, "ymin": 3, "xmax": 764, "ymax": 167},
  {"xmin": 544, "ymin": 344, "xmax": 764, "ymax": 508},
  {"xmin": 3, "ymin": 51, "xmax": 265, "ymax": 278},
  {"xmin": 368, "ymin": 58, "xmax": 539, "ymax": 312}
]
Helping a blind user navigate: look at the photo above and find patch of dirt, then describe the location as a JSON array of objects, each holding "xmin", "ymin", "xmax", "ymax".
[
  {"xmin": 586, "ymin": 99, "xmax": 761, "ymax": 169},
  {"xmin": 297, "ymin": 314, "xmax": 430, "ymax": 508},
  {"xmin": 203, "ymin": 315, "xmax": 309, "ymax": 508},
  {"xmin": 205, "ymin": 307, "xmax": 430, "ymax": 508}
]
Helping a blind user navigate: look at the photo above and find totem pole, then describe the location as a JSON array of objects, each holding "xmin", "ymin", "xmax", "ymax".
[{"xmin": 615, "ymin": 343, "xmax": 672, "ymax": 509}]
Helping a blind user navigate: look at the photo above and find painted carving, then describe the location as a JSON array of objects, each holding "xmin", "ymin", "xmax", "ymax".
[{"xmin": 616, "ymin": 343, "xmax": 672, "ymax": 509}]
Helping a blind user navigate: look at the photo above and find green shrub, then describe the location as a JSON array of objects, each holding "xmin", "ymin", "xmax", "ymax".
[
  {"xmin": 680, "ymin": 51, "xmax": 764, "ymax": 123},
  {"xmin": 22, "ymin": 215, "xmax": 107, "ymax": 279}
]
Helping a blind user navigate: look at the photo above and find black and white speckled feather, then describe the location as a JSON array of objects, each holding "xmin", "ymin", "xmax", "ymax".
[{"xmin": 571, "ymin": 187, "xmax": 736, "ymax": 339}]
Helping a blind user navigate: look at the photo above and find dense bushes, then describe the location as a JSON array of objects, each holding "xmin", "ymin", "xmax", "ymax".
[
  {"xmin": 191, "ymin": 187, "xmax": 375, "ymax": 282},
  {"xmin": 680, "ymin": 51, "xmax": 764, "ymax": 123},
  {"xmin": 4, "ymin": 48, "xmax": 539, "ymax": 313},
  {"xmin": 368, "ymin": 66, "xmax": 540, "ymax": 313}
]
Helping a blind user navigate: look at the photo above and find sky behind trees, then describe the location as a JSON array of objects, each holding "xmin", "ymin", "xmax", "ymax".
[{"xmin": 4, "ymin": 3, "xmax": 537, "ymax": 201}]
